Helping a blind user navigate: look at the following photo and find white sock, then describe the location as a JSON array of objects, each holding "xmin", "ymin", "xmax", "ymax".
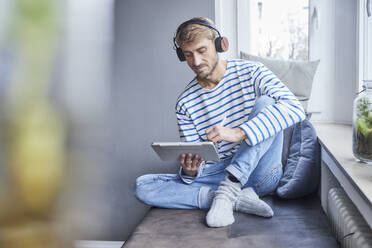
[
  {"xmin": 206, "ymin": 177, "xmax": 241, "ymax": 227},
  {"xmin": 234, "ymin": 187, "xmax": 274, "ymax": 217}
]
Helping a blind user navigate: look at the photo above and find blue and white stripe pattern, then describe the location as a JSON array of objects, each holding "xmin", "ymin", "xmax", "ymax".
[{"xmin": 175, "ymin": 60, "xmax": 306, "ymax": 161}]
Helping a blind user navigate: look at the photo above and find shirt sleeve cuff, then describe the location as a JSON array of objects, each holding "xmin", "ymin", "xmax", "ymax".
[{"xmin": 238, "ymin": 124, "xmax": 256, "ymax": 146}]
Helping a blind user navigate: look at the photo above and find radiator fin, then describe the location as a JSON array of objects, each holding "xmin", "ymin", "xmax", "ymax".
[
  {"xmin": 327, "ymin": 187, "xmax": 372, "ymax": 248},
  {"xmin": 321, "ymin": 162, "xmax": 340, "ymax": 214}
]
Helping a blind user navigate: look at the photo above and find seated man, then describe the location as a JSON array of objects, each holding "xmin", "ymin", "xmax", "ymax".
[{"xmin": 135, "ymin": 17, "xmax": 305, "ymax": 228}]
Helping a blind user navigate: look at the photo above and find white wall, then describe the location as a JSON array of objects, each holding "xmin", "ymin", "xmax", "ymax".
[
  {"xmin": 215, "ymin": 0, "xmax": 238, "ymax": 59},
  {"xmin": 307, "ymin": 0, "xmax": 336, "ymax": 120},
  {"xmin": 308, "ymin": 0, "xmax": 358, "ymax": 123}
]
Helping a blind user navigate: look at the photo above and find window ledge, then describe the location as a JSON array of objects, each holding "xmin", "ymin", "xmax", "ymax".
[
  {"xmin": 74, "ymin": 240, "xmax": 125, "ymax": 248},
  {"xmin": 312, "ymin": 121, "xmax": 372, "ymax": 228}
]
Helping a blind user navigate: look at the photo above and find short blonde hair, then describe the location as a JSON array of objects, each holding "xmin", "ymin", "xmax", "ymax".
[{"xmin": 175, "ymin": 17, "xmax": 218, "ymax": 47}]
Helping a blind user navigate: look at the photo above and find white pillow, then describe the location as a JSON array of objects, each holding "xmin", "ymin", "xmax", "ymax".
[{"xmin": 240, "ymin": 52, "xmax": 319, "ymax": 111}]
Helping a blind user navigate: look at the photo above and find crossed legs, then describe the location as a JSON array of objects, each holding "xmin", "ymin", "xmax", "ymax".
[{"xmin": 135, "ymin": 96, "xmax": 283, "ymax": 227}]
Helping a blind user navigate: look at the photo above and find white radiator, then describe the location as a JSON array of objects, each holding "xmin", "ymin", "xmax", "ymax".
[
  {"xmin": 321, "ymin": 161, "xmax": 341, "ymax": 214},
  {"xmin": 327, "ymin": 187, "xmax": 372, "ymax": 248}
]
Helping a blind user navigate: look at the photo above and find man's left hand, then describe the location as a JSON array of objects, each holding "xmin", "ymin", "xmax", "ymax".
[{"xmin": 205, "ymin": 125, "xmax": 247, "ymax": 143}]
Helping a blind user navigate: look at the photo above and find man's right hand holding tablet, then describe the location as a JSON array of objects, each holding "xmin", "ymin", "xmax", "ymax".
[{"xmin": 179, "ymin": 153, "xmax": 204, "ymax": 177}]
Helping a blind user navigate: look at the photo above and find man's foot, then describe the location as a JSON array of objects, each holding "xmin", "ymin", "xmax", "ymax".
[
  {"xmin": 234, "ymin": 187, "xmax": 274, "ymax": 217},
  {"xmin": 206, "ymin": 177, "xmax": 241, "ymax": 227}
]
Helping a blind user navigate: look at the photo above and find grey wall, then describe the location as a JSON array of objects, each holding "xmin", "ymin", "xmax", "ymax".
[{"xmin": 109, "ymin": 0, "xmax": 215, "ymax": 241}]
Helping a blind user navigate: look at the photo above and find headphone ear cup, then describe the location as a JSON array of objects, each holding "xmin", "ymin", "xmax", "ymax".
[
  {"xmin": 176, "ymin": 47, "xmax": 186, "ymax": 61},
  {"xmin": 215, "ymin": 36, "xmax": 229, "ymax": 53},
  {"xmin": 214, "ymin": 37, "xmax": 223, "ymax": 52},
  {"xmin": 214, "ymin": 36, "xmax": 223, "ymax": 53}
]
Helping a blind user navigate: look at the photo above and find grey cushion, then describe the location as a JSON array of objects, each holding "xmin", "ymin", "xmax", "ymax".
[
  {"xmin": 240, "ymin": 52, "xmax": 320, "ymax": 111},
  {"xmin": 276, "ymin": 114, "xmax": 321, "ymax": 199}
]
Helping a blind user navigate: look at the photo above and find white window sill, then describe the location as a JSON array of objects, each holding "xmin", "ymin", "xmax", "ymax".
[{"xmin": 75, "ymin": 240, "xmax": 125, "ymax": 248}]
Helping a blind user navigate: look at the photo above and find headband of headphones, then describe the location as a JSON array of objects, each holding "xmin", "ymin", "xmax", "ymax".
[{"xmin": 173, "ymin": 19, "xmax": 227, "ymax": 61}]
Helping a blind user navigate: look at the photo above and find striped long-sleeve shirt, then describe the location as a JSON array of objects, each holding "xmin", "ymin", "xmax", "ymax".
[{"xmin": 175, "ymin": 59, "xmax": 306, "ymax": 162}]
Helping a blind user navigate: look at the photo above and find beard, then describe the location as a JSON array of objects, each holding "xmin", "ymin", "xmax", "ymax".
[{"xmin": 193, "ymin": 54, "xmax": 219, "ymax": 80}]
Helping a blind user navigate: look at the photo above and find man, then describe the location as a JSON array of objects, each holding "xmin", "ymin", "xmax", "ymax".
[{"xmin": 135, "ymin": 17, "xmax": 305, "ymax": 228}]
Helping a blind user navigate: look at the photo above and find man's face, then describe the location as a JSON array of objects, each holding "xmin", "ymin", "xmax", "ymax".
[{"xmin": 180, "ymin": 38, "xmax": 219, "ymax": 80}]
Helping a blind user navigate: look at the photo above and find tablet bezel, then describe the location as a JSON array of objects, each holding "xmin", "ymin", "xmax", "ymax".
[{"xmin": 151, "ymin": 142, "xmax": 220, "ymax": 162}]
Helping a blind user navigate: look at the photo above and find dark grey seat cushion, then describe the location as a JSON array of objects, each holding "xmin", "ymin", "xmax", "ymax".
[
  {"xmin": 124, "ymin": 194, "xmax": 337, "ymax": 248},
  {"xmin": 277, "ymin": 114, "xmax": 321, "ymax": 198}
]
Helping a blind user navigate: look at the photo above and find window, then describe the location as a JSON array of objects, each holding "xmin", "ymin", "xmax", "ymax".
[
  {"xmin": 241, "ymin": 0, "xmax": 309, "ymax": 60},
  {"xmin": 359, "ymin": 0, "xmax": 372, "ymax": 88}
]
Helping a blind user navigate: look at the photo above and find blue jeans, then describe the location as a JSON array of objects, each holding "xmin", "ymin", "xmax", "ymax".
[{"xmin": 135, "ymin": 96, "xmax": 283, "ymax": 209}]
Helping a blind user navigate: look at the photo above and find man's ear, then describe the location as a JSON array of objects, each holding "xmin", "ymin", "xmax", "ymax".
[{"xmin": 220, "ymin": 37, "xmax": 229, "ymax": 52}]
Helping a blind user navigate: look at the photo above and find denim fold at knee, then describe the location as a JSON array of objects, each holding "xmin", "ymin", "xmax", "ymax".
[{"xmin": 225, "ymin": 132, "xmax": 283, "ymax": 186}]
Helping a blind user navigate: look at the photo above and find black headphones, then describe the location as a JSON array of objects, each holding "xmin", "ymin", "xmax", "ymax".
[{"xmin": 173, "ymin": 19, "xmax": 226, "ymax": 61}]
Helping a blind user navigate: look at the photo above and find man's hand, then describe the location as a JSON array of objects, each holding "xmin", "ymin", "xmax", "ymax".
[
  {"xmin": 206, "ymin": 125, "xmax": 247, "ymax": 143},
  {"xmin": 179, "ymin": 153, "xmax": 204, "ymax": 177}
]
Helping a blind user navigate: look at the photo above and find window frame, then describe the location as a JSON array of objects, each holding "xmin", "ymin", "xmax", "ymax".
[{"xmin": 358, "ymin": 0, "xmax": 372, "ymax": 91}]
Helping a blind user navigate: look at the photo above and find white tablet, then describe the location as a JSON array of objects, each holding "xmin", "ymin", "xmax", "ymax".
[{"xmin": 151, "ymin": 142, "xmax": 220, "ymax": 162}]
